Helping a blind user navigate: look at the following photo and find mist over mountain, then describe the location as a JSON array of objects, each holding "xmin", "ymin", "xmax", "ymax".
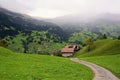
[
  {"xmin": 0, "ymin": 7, "xmax": 67, "ymax": 41},
  {"xmin": 46, "ymin": 13, "xmax": 120, "ymax": 36},
  {"xmin": 49, "ymin": 13, "xmax": 120, "ymax": 26}
]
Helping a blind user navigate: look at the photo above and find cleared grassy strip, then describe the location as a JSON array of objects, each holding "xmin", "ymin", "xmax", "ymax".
[
  {"xmin": 0, "ymin": 47, "xmax": 93, "ymax": 80},
  {"xmin": 80, "ymin": 54, "xmax": 120, "ymax": 78}
]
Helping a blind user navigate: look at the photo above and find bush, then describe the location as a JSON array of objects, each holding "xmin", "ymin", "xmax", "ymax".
[{"xmin": 0, "ymin": 39, "xmax": 10, "ymax": 47}]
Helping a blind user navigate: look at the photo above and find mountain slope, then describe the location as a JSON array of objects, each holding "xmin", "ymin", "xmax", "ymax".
[
  {"xmin": 74, "ymin": 39, "xmax": 120, "ymax": 57},
  {"xmin": 48, "ymin": 13, "xmax": 120, "ymax": 38},
  {"xmin": 0, "ymin": 7, "xmax": 67, "ymax": 41}
]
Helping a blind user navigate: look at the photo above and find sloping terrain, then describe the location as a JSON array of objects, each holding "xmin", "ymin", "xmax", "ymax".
[
  {"xmin": 0, "ymin": 47, "xmax": 93, "ymax": 80},
  {"xmin": 0, "ymin": 7, "xmax": 68, "ymax": 54},
  {"xmin": 0, "ymin": 7, "xmax": 67, "ymax": 41},
  {"xmin": 49, "ymin": 13, "xmax": 120, "ymax": 38},
  {"xmin": 74, "ymin": 39, "xmax": 120, "ymax": 78},
  {"xmin": 74, "ymin": 39, "xmax": 120, "ymax": 57}
]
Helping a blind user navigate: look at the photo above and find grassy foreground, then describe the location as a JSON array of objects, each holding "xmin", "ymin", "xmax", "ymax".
[
  {"xmin": 74, "ymin": 39, "xmax": 120, "ymax": 78},
  {"xmin": 0, "ymin": 47, "xmax": 93, "ymax": 80},
  {"xmin": 80, "ymin": 54, "xmax": 120, "ymax": 78}
]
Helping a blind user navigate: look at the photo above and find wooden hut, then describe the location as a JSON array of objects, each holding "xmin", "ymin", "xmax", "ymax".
[{"xmin": 61, "ymin": 45, "xmax": 79, "ymax": 57}]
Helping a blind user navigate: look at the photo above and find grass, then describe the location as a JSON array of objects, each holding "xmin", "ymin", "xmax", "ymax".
[
  {"xmin": 0, "ymin": 47, "xmax": 93, "ymax": 80},
  {"xmin": 74, "ymin": 39, "xmax": 120, "ymax": 57},
  {"xmin": 80, "ymin": 54, "xmax": 120, "ymax": 78},
  {"xmin": 74, "ymin": 39, "xmax": 120, "ymax": 78}
]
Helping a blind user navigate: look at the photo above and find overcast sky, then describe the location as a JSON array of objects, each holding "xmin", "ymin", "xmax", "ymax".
[{"xmin": 0, "ymin": 0, "xmax": 120, "ymax": 18}]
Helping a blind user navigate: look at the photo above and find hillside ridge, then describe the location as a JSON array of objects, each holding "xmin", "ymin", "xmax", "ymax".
[{"xmin": 74, "ymin": 39, "xmax": 120, "ymax": 57}]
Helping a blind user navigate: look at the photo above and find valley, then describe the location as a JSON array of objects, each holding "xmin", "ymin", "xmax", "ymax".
[{"xmin": 0, "ymin": 6, "xmax": 120, "ymax": 80}]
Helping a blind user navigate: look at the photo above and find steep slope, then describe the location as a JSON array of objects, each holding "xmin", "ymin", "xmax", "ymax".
[
  {"xmin": 0, "ymin": 7, "xmax": 67, "ymax": 41},
  {"xmin": 0, "ymin": 47, "xmax": 93, "ymax": 80},
  {"xmin": 74, "ymin": 39, "xmax": 120, "ymax": 57}
]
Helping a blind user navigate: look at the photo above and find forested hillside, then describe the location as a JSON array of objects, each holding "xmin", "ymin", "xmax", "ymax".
[
  {"xmin": 0, "ymin": 7, "xmax": 68, "ymax": 54},
  {"xmin": 0, "ymin": 7, "xmax": 120, "ymax": 55},
  {"xmin": 49, "ymin": 13, "xmax": 120, "ymax": 39},
  {"xmin": 0, "ymin": 7, "xmax": 67, "ymax": 41}
]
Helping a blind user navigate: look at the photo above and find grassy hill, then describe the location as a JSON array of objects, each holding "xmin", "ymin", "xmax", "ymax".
[
  {"xmin": 0, "ymin": 47, "xmax": 93, "ymax": 80},
  {"xmin": 74, "ymin": 39, "xmax": 120, "ymax": 57},
  {"xmin": 74, "ymin": 39, "xmax": 120, "ymax": 78}
]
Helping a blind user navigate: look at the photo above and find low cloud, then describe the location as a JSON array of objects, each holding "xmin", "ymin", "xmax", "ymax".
[{"xmin": 0, "ymin": 0, "xmax": 120, "ymax": 18}]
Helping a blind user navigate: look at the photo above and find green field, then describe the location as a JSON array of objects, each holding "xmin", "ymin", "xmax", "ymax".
[
  {"xmin": 80, "ymin": 54, "xmax": 120, "ymax": 78},
  {"xmin": 74, "ymin": 39, "xmax": 120, "ymax": 78},
  {"xmin": 74, "ymin": 39, "xmax": 120, "ymax": 57},
  {"xmin": 0, "ymin": 47, "xmax": 93, "ymax": 80}
]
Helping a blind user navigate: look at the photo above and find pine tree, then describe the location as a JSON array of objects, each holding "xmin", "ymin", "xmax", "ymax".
[
  {"xmin": 99, "ymin": 34, "xmax": 107, "ymax": 39},
  {"xmin": 103, "ymin": 34, "xmax": 107, "ymax": 39}
]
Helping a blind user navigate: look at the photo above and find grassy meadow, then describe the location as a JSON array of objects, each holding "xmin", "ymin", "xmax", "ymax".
[
  {"xmin": 0, "ymin": 47, "xmax": 93, "ymax": 80},
  {"xmin": 74, "ymin": 39, "xmax": 120, "ymax": 78},
  {"xmin": 74, "ymin": 39, "xmax": 120, "ymax": 57}
]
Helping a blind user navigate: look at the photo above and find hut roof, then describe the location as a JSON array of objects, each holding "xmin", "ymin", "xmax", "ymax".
[{"xmin": 61, "ymin": 48, "xmax": 74, "ymax": 53}]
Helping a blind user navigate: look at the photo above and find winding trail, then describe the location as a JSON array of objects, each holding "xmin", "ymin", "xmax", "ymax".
[{"xmin": 70, "ymin": 58, "xmax": 120, "ymax": 80}]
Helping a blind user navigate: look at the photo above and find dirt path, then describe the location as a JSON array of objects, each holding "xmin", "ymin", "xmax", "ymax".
[{"xmin": 70, "ymin": 58, "xmax": 120, "ymax": 80}]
